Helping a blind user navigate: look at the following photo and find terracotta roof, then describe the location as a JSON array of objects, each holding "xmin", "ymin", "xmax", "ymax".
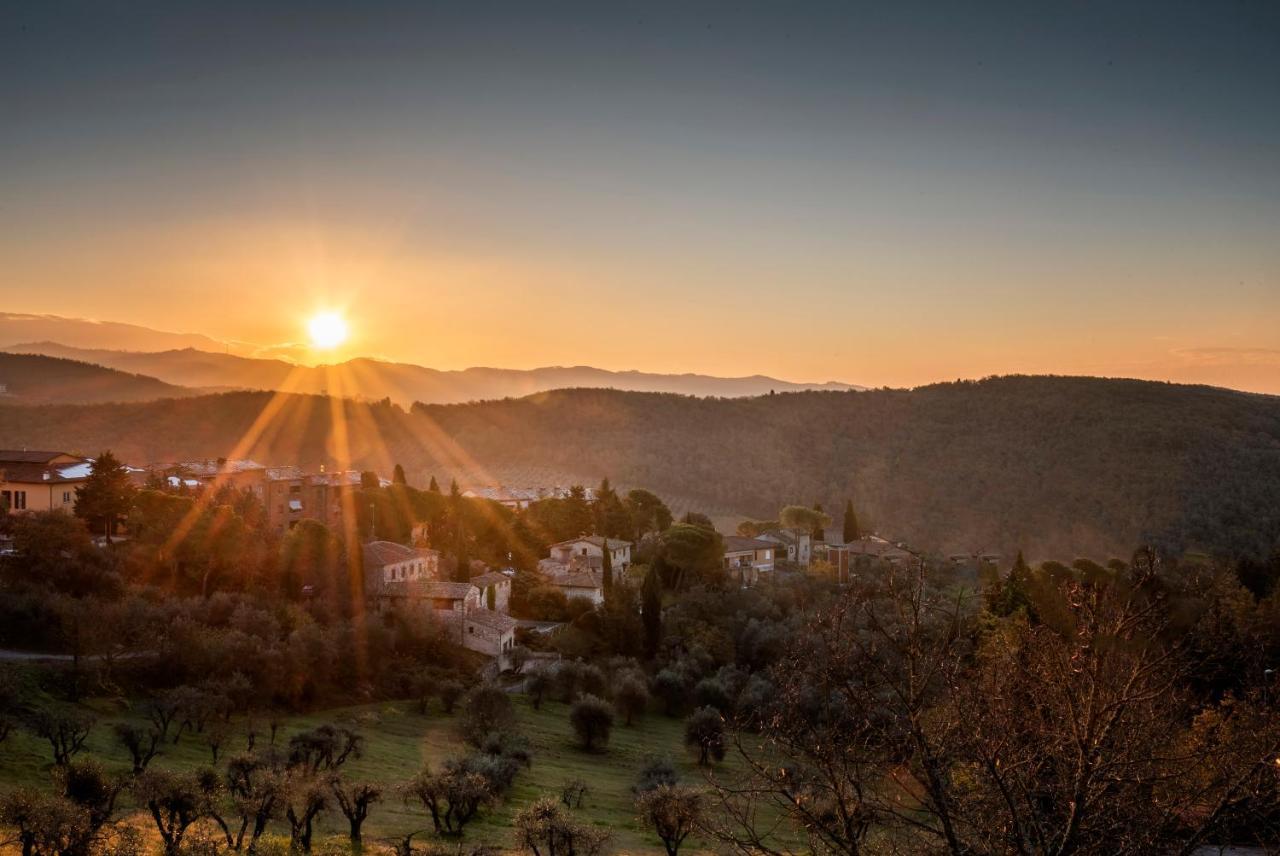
[
  {"xmin": 421, "ymin": 581, "xmax": 478, "ymax": 600},
  {"xmin": 556, "ymin": 572, "xmax": 602, "ymax": 590},
  {"xmin": 831, "ymin": 537, "xmax": 917, "ymax": 560},
  {"xmin": 363, "ymin": 540, "xmax": 420, "ymax": 568},
  {"xmin": 1, "ymin": 458, "xmax": 93, "ymax": 484},
  {"xmin": 0, "ymin": 450, "xmax": 76, "ymax": 464},
  {"xmin": 471, "ymin": 572, "xmax": 510, "ymax": 588},
  {"xmin": 549, "ymin": 536, "xmax": 632, "ymax": 550},
  {"xmin": 723, "ymin": 536, "xmax": 775, "ymax": 553},
  {"xmin": 175, "ymin": 459, "xmax": 265, "ymax": 477},
  {"xmin": 466, "ymin": 610, "xmax": 518, "ymax": 633}
]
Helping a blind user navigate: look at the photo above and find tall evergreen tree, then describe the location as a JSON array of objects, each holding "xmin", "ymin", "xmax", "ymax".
[
  {"xmin": 453, "ymin": 538, "xmax": 472, "ymax": 583},
  {"xmin": 641, "ymin": 563, "xmax": 663, "ymax": 658},
  {"xmin": 601, "ymin": 537, "xmax": 613, "ymax": 600},
  {"xmin": 428, "ymin": 476, "xmax": 441, "ymax": 493},
  {"xmin": 392, "ymin": 464, "xmax": 407, "ymax": 485},
  {"xmin": 842, "ymin": 500, "xmax": 860, "ymax": 543},
  {"xmin": 74, "ymin": 450, "xmax": 136, "ymax": 542},
  {"xmin": 812, "ymin": 502, "xmax": 826, "ymax": 542}
]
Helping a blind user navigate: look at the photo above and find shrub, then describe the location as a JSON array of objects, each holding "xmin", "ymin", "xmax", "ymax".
[
  {"xmin": 524, "ymin": 667, "xmax": 551, "ymax": 710},
  {"xmin": 613, "ymin": 674, "xmax": 650, "ymax": 726},
  {"xmin": 633, "ymin": 756, "xmax": 679, "ymax": 794},
  {"xmin": 684, "ymin": 707, "xmax": 725, "ymax": 766},
  {"xmin": 693, "ymin": 678, "xmax": 731, "ymax": 714},
  {"xmin": 652, "ymin": 669, "xmax": 686, "ymax": 716},
  {"xmin": 437, "ymin": 681, "xmax": 464, "ymax": 714},
  {"xmin": 458, "ymin": 685, "xmax": 514, "ymax": 746},
  {"xmin": 513, "ymin": 797, "xmax": 609, "ymax": 856},
  {"xmin": 568, "ymin": 695, "xmax": 614, "ymax": 753}
]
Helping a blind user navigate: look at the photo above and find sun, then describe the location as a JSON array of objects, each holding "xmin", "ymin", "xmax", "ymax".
[{"xmin": 307, "ymin": 312, "xmax": 349, "ymax": 349}]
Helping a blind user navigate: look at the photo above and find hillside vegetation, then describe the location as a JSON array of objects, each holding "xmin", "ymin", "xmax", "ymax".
[
  {"xmin": 2, "ymin": 341, "xmax": 859, "ymax": 404},
  {"xmin": 0, "ymin": 353, "xmax": 197, "ymax": 405},
  {"xmin": 0, "ymin": 693, "xmax": 715, "ymax": 854},
  {"xmin": 0, "ymin": 376, "xmax": 1276, "ymax": 559}
]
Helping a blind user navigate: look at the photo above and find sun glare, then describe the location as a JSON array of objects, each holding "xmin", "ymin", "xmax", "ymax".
[{"xmin": 308, "ymin": 312, "xmax": 348, "ymax": 349}]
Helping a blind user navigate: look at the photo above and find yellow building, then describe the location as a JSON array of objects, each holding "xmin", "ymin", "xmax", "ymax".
[{"xmin": 0, "ymin": 450, "xmax": 93, "ymax": 514}]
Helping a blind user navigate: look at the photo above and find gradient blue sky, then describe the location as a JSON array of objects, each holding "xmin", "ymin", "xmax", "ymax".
[{"xmin": 2, "ymin": 1, "xmax": 1278, "ymax": 391}]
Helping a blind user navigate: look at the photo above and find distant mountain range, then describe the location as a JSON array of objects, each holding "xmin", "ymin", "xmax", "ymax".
[
  {"xmin": 0, "ymin": 312, "xmax": 243, "ymax": 355},
  {"xmin": 0, "ymin": 353, "xmax": 200, "ymax": 405},
  {"xmin": 0, "ymin": 376, "xmax": 1275, "ymax": 561},
  {"xmin": 0, "ymin": 340, "xmax": 861, "ymax": 405}
]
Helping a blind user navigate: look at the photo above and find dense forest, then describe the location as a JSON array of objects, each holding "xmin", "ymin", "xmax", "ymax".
[{"xmin": 1, "ymin": 375, "xmax": 1277, "ymax": 559}]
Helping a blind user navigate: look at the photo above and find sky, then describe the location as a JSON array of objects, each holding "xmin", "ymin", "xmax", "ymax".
[{"xmin": 2, "ymin": 1, "xmax": 1278, "ymax": 392}]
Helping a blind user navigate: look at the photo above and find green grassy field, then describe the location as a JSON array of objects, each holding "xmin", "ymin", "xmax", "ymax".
[{"xmin": 0, "ymin": 692, "xmax": 737, "ymax": 854}]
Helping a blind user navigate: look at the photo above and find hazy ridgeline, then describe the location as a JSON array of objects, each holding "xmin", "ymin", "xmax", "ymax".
[{"xmin": 0, "ymin": 375, "xmax": 1276, "ymax": 561}]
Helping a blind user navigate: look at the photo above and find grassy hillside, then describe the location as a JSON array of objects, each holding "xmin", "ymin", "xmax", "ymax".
[
  {"xmin": 0, "ymin": 376, "xmax": 1277, "ymax": 559},
  {"xmin": 0, "ymin": 692, "xmax": 724, "ymax": 854},
  {"xmin": 0, "ymin": 353, "xmax": 196, "ymax": 405}
]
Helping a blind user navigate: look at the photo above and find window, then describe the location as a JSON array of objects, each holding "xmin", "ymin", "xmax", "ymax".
[
  {"xmin": 1, "ymin": 490, "xmax": 9, "ymax": 509},
  {"xmin": 62, "ymin": 491, "xmax": 72, "ymax": 504},
  {"xmin": 13, "ymin": 491, "xmax": 25, "ymax": 510}
]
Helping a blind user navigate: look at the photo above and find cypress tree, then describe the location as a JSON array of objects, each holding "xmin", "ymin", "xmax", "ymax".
[
  {"xmin": 812, "ymin": 502, "xmax": 826, "ymax": 542},
  {"xmin": 74, "ymin": 450, "xmax": 136, "ymax": 542},
  {"xmin": 641, "ymin": 563, "xmax": 662, "ymax": 658},
  {"xmin": 428, "ymin": 476, "xmax": 440, "ymax": 493},
  {"xmin": 392, "ymin": 463, "xmax": 407, "ymax": 485},
  {"xmin": 842, "ymin": 500, "xmax": 860, "ymax": 543},
  {"xmin": 454, "ymin": 540, "xmax": 472, "ymax": 583},
  {"xmin": 601, "ymin": 537, "xmax": 613, "ymax": 600}
]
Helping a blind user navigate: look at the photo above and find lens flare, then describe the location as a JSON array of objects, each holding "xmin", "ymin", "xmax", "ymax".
[{"xmin": 308, "ymin": 312, "xmax": 348, "ymax": 349}]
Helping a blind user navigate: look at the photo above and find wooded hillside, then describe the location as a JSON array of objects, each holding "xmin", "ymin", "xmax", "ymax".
[
  {"xmin": 0, "ymin": 353, "xmax": 196, "ymax": 404},
  {"xmin": 1, "ymin": 375, "xmax": 1276, "ymax": 560}
]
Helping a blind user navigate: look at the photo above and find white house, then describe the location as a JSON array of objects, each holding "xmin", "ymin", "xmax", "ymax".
[
  {"xmin": 554, "ymin": 570, "xmax": 605, "ymax": 606},
  {"xmin": 471, "ymin": 571, "xmax": 512, "ymax": 613},
  {"xmin": 758, "ymin": 529, "xmax": 812, "ymax": 567},
  {"xmin": 722, "ymin": 536, "xmax": 775, "ymax": 586},
  {"xmin": 547, "ymin": 536, "xmax": 632, "ymax": 572},
  {"xmin": 459, "ymin": 609, "xmax": 518, "ymax": 665},
  {"xmin": 362, "ymin": 541, "xmax": 437, "ymax": 585}
]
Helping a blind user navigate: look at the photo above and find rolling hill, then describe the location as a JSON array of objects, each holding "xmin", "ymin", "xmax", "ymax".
[
  {"xmin": 0, "ymin": 375, "xmax": 1276, "ymax": 561},
  {"xmin": 2, "ymin": 341, "xmax": 861, "ymax": 404},
  {"xmin": 0, "ymin": 353, "xmax": 198, "ymax": 404},
  {"xmin": 0, "ymin": 312, "xmax": 244, "ymax": 355}
]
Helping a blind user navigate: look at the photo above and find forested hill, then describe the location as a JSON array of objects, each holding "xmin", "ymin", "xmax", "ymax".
[
  {"xmin": 0, "ymin": 376, "xmax": 1276, "ymax": 560},
  {"xmin": 0, "ymin": 353, "xmax": 197, "ymax": 404},
  {"xmin": 413, "ymin": 377, "xmax": 1280, "ymax": 560}
]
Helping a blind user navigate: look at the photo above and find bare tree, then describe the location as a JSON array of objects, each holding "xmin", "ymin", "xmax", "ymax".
[
  {"xmin": 29, "ymin": 709, "xmax": 95, "ymax": 767},
  {"xmin": 402, "ymin": 764, "xmax": 492, "ymax": 837},
  {"xmin": 113, "ymin": 723, "xmax": 162, "ymax": 775},
  {"xmin": 330, "ymin": 775, "xmax": 382, "ymax": 847},
  {"xmin": 512, "ymin": 797, "xmax": 609, "ymax": 856},
  {"xmin": 283, "ymin": 774, "xmax": 328, "ymax": 853},
  {"xmin": 636, "ymin": 784, "xmax": 703, "ymax": 856},
  {"xmin": 131, "ymin": 768, "xmax": 221, "ymax": 856},
  {"xmin": 704, "ymin": 563, "xmax": 1280, "ymax": 855}
]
